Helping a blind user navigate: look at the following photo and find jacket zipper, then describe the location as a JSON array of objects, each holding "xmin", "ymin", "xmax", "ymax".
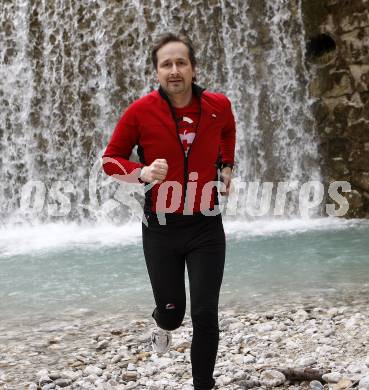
[
  {"xmin": 184, "ymin": 102, "xmax": 202, "ymax": 200},
  {"xmin": 159, "ymin": 85, "xmax": 205, "ymax": 211},
  {"xmin": 167, "ymin": 97, "xmax": 202, "ymax": 209}
]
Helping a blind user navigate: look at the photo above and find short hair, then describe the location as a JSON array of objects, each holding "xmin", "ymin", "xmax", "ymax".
[{"xmin": 151, "ymin": 32, "xmax": 197, "ymax": 72}]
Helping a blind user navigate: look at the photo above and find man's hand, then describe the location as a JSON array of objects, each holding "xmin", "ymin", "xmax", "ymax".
[
  {"xmin": 140, "ymin": 159, "xmax": 168, "ymax": 184},
  {"xmin": 220, "ymin": 166, "xmax": 232, "ymax": 196}
]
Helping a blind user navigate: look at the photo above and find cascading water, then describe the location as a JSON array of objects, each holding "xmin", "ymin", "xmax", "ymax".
[
  {"xmin": 0, "ymin": 0, "xmax": 321, "ymax": 225},
  {"xmin": 2, "ymin": 2, "xmax": 369, "ymax": 357}
]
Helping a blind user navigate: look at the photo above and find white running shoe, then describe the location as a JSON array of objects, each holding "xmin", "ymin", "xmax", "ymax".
[{"xmin": 151, "ymin": 326, "xmax": 172, "ymax": 354}]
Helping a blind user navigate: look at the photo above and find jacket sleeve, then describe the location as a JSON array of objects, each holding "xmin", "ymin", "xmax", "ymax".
[
  {"xmin": 220, "ymin": 97, "xmax": 236, "ymax": 167},
  {"xmin": 102, "ymin": 103, "xmax": 145, "ymax": 182}
]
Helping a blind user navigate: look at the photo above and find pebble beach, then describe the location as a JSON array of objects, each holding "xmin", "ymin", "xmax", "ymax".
[{"xmin": 1, "ymin": 294, "xmax": 369, "ymax": 390}]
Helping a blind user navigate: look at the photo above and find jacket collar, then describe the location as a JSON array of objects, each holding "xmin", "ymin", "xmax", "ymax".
[{"xmin": 158, "ymin": 83, "xmax": 206, "ymax": 106}]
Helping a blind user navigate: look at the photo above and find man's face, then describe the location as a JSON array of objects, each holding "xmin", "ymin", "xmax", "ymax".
[{"xmin": 156, "ymin": 41, "xmax": 196, "ymax": 97}]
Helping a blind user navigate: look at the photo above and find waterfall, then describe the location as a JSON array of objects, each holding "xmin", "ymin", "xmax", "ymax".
[{"xmin": 0, "ymin": 0, "xmax": 321, "ymax": 225}]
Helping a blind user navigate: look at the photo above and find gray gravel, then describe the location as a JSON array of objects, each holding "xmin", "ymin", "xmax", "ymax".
[{"xmin": 1, "ymin": 300, "xmax": 369, "ymax": 390}]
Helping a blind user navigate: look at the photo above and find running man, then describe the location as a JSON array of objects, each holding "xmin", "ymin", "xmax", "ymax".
[{"xmin": 102, "ymin": 32, "xmax": 236, "ymax": 390}]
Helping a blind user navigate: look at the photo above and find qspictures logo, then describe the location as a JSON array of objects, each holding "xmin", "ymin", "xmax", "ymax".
[{"xmin": 11, "ymin": 157, "xmax": 352, "ymax": 225}]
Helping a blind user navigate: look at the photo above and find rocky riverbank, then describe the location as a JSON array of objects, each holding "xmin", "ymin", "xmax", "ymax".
[{"xmin": 1, "ymin": 300, "xmax": 369, "ymax": 390}]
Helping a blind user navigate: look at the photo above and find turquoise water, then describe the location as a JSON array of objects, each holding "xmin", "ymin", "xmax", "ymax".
[{"xmin": 1, "ymin": 217, "xmax": 369, "ymax": 326}]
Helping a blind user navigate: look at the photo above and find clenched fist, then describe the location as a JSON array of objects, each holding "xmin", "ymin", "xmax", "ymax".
[{"xmin": 140, "ymin": 158, "xmax": 168, "ymax": 184}]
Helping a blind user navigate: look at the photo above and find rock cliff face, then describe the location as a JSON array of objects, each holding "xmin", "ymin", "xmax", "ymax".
[{"xmin": 302, "ymin": 0, "xmax": 369, "ymax": 218}]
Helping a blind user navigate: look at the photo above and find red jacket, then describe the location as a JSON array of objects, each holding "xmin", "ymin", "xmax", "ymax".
[{"xmin": 102, "ymin": 83, "xmax": 236, "ymax": 214}]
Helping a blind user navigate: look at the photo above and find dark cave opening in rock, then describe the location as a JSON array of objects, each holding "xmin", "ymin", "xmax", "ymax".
[{"xmin": 306, "ymin": 33, "xmax": 336, "ymax": 58}]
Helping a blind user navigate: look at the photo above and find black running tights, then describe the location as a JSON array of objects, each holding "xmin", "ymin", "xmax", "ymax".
[{"xmin": 142, "ymin": 212, "xmax": 226, "ymax": 390}]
